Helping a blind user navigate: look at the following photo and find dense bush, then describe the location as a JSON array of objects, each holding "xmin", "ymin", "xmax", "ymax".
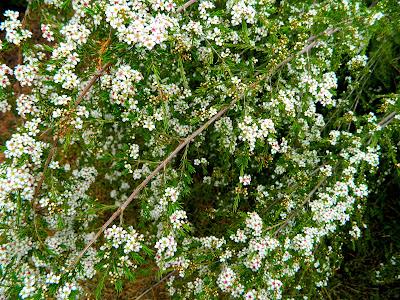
[{"xmin": 0, "ymin": 0, "xmax": 399, "ymax": 299}]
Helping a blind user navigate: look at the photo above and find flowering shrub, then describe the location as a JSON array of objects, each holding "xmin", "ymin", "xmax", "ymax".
[{"xmin": 0, "ymin": 0, "xmax": 400, "ymax": 299}]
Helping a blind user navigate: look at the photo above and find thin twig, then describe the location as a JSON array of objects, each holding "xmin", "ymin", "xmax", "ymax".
[
  {"xmin": 16, "ymin": 6, "xmax": 30, "ymax": 95},
  {"xmin": 281, "ymin": 28, "xmax": 340, "ymax": 63},
  {"xmin": 367, "ymin": 111, "xmax": 397, "ymax": 144},
  {"xmin": 255, "ymin": 27, "xmax": 339, "ymax": 78},
  {"xmin": 274, "ymin": 176, "xmax": 327, "ymax": 236},
  {"xmin": 18, "ymin": 7, "xmax": 30, "ymax": 66},
  {"xmin": 33, "ymin": 0, "xmax": 199, "ymax": 250},
  {"xmin": 73, "ymin": 101, "xmax": 234, "ymax": 266},
  {"xmin": 378, "ymin": 111, "xmax": 397, "ymax": 127},
  {"xmin": 135, "ymin": 271, "xmax": 176, "ymax": 300},
  {"xmin": 33, "ymin": 63, "xmax": 111, "ymax": 204},
  {"xmin": 273, "ymin": 110, "xmax": 397, "ymax": 236},
  {"xmin": 176, "ymin": 0, "xmax": 197, "ymax": 13},
  {"xmin": 72, "ymin": 27, "xmax": 341, "ymax": 267}
]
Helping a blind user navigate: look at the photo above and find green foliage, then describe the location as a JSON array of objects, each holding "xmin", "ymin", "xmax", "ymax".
[{"xmin": 1, "ymin": 0, "xmax": 400, "ymax": 299}]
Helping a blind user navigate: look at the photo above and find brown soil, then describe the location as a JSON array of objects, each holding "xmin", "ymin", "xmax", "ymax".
[{"xmin": 0, "ymin": 111, "xmax": 17, "ymax": 150}]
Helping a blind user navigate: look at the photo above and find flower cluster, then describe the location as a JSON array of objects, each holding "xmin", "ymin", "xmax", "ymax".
[
  {"xmin": 169, "ymin": 210, "xmax": 188, "ymax": 229},
  {"xmin": 155, "ymin": 235, "xmax": 177, "ymax": 261},
  {"xmin": 0, "ymin": 64, "xmax": 13, "ymax": 88},
  {"xmin": 102, "ymin": 65, "xmax": 143, "ymax": 107},
  {"xmin": 239, "ymin": 174, "xmax": 251, "ymax": 186},
  {"xmin": 0, "ymin": 0, "xmax": 398, "ymax": 299},
  {"xmin": 14, "ymin": 61, "xmax": 38, "ymax": 87},
  {"xmin": 217, "ymin": 267, "xmax": 237, "ymax": 292},
  {"xmin": 245, "ymin": 212, "xmax": 263, "ymax": 236},
  {"xmin": 103, "ymin": 225, "xmax": 144, "ymax": 254},
  {"xmin": 41, "ymin": 24, "xmax": 54, "ymax": 42},
  {"xmin": 0, "ymin": 10, "xmax": 31, "ymax": 45},
  {"xmin": 230, "ymin": 0, "xmax": 257, "ymax": 26},
  {"xmin": 105, "ymin": 0, "xmax": 177, "ymax": 49},
  {"xmin": 16, "ymin": 94, "xmax": 39, "ymax": 117},
  {"xmin": 238, "ymin": 116, "xmax": 277, "ymax": 151}
]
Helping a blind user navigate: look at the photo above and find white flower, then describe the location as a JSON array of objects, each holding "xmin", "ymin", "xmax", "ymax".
[
  {"xmin": 239, "ymin": 174, "xmax": 251, "ymax": 186},
  {"xmin": 0, "ymin": 10, "xmax": 32, "ymax": 45},
  {"xmin": 245, "ymin": 212, "xmax": 263, "ymax": 236},
  {"xmin": 170, "ymin": 210, "xmax": 188, "ymax": 229},
  {"xmin": 129, "ymin": 144, "xmax": 140, "ymax": 159},
  {"xmin": 124, "ymin": 229, "xmax": 144, "ymax": 253},
  {"xmin": 155, "ymin": 235, "xmax": 177, "ymax": 259},
  {"xmin": 164, "ymin": 187, "xmax": 180, "ymax": 202},
  {"xmin": 41, "ymin": 24, "xmax": 54, "ymax": 41},
  {"xmin": 217, "ymin": 267, "xmax": 236, "ymax": 292},
  {"xmin": 0, "ymin": 64, "xmax": 13, "ymax": 88},
  {"xmin": 45, "ymin": 272, "xmax": 61, "ymax": 284}
]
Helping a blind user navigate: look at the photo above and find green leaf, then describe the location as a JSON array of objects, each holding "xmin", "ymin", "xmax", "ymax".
[
  {"xmin": 95, "ymin": 272, "xmax": 107, "ymax": 300},
  {"xmin": 114, "ymin": 280, "xmax": 123, "ymax": 293}
]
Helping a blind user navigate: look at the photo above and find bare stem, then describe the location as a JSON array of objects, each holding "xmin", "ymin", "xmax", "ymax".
[
  {"xmin": 273, "ymin": 111, "xmax": 397, "ymax": 236},
  {"xmin": 274, "ymin": 176, "xmax": 327, "ymax": 236},
  {"xmin": 72, "ymin": 27, "xmax": 341, "ymax": 267},
  {"xmin": 367, "ymin": 111, "xmax": 397, "ymax": 144},
  {"xmin": 33, "ymin": 63, "xmax": 111, "ymax": 205},
  {"xmin": 72, "ymin": 101, "xmax": 234, "ymax": 267},
  {"xmin": 135, "ymin": 271, "xmax": 176, "ymax": 300},
  {"xmin": 378, "ymin": 111, "xmax": 397, "ymax": 127},
  {"xmin": 176, "ymin": 0, "xmax": 197, "ymax": 13}
]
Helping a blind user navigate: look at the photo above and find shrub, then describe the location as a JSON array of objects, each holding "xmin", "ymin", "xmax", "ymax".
[{"xmin": 0, "ymin": 0, "xmax": 399, "ymax": 299}]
